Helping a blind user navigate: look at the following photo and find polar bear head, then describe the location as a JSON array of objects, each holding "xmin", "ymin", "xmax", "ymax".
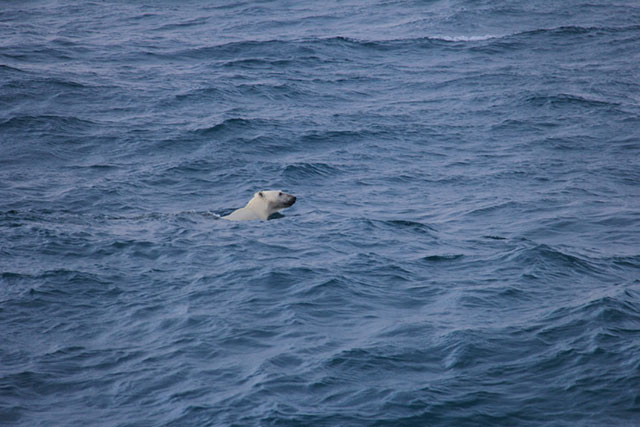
[
  {"xmin": 246, "ymin": 190, "xmax": 296, "ymax": 220},
  {"xmin": 222, "ymin": 190, "xmax": 296, "ymax": 221}
]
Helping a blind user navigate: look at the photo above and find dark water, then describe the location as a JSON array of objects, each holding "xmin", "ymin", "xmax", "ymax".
[{"xmin": 2, "ymin": 0, "xmax": 640, "ymax": 425}]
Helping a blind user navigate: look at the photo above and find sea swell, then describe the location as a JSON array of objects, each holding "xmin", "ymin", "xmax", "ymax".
[{"xmin": 2, "ymin": 0, "xmax": 640, "ymax": 425}]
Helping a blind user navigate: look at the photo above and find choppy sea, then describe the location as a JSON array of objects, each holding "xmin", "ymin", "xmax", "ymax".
[{"xmin": 2, "ymin": 1, "xmax": 640, "ymax": 425}]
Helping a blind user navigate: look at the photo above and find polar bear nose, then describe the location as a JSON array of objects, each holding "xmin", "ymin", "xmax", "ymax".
[{"xmin": 288, "ymin": 196, "xmax": 296, "ymax": 206}]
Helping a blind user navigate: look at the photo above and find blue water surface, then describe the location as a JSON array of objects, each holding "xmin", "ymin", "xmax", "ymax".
[{"xmin": 1, "ymin": 0, "xmax": 640, "ymax": 425}]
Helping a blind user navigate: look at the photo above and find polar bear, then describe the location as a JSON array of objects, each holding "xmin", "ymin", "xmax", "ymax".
[{"xmin": 222, "ymin": 190, "xmax": 296, "ymax": 221}]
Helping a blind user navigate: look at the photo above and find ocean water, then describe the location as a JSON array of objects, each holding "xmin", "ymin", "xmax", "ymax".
[{"xmin": 1, "ymin": 0, "xmax": 640, "ymax": 425}]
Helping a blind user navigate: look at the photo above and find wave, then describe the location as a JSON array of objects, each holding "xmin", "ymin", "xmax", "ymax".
[
  {"xmin": 154, "ymin": 25, "xmax": 639, "ymax": 66},
  {"xmin": 518, "ymin": 24, "xmax": 640, "ymax": 38},
  {"xmin": 190, "ymin": 117, "xmax": 274, "ymax": 136},
  {"xmin": 0, "ymin": 114, "xmax": 97, "ymax": 131},
  {"xmin": 170, "ymin": 39, "xmax": 296, "ymax": 60},
  {"xmin": 0, "ymin": 47, "xmax": 73, "ymax": 61},
  {"xmin": 501, "ymin": 242, "xmax": 606, "ymax": 278},
  {"xmin": 422, "ymin": 254, "xmax": 464, "ymax": 262},
  {"xmin": 281, "ymin": 162, "xmax": 342, "ymax": 178},
  {"xmin": 1, "ymin": 268, "xmax": 121, "ymax": 298},
  {"xmin": 181, "ymin": 24, "xmax": 640, "ymax": 52},
  {"xmin": 166, "ymin": 34, "xmax": 463, "ymax": 62},
  {"xmin": 161, "ymin": 87, "xmax": 229, "ymax": 105},
  {"xmin": 0, "ymin": 207, "xmax": 222, "ymax": 230},
  {"xmin": 609, "ymin": 254, "xmax": 640, "ymax": 270},
  {"xmin": 430, "ymin": 34, "xmax": 500, "ymax": 42},
  {"xmin": 299, "ymin": 128, "xmax": 382, "ymax": 145},
  {"xmin": 463, "ymin": 201, "xmax": 523, "ymax": 217},
  {"xmin": 536, "ymin": 287, "xmax": 640, "ymax": 343},
  {"xmin": 359, "ymin": 218, "xmax": 437, "ymax": 238},
  {"xmin": 30, "ymin": 77, "xmax": 94, "ymax": 90},
  {"xmin": 0, "ymin": 64, "xmax": 27, "ymax": 74},
  {"xmin": 383, "ymin": 219, "xmax": 437, "ymax": 232},
  {"xmin": 220, "ymin": 56, "xmax": 323, "ymax": 68},
  {"xmin": 151, "ymin": 17, "xmax": 209, "ymax": 32},
  {"xmin": 103, "ymin": 210, "xmax": 222, "ymax": 222},
  {"xmin": 0, "ymin": 77, "xmax": 104, "ymax": 108},
  {"xmin": 524, "ymin": 93, "xmax": 620, "ymax": 109}
]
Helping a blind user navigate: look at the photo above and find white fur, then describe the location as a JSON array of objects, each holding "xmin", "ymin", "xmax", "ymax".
[{"xmin": 222, "ymin": 190, "xmax": 296, "ymax": 221}]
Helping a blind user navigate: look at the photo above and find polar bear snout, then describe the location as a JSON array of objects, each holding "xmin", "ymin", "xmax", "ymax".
[{"xmin": 275, "ymin": 191, "xmax": 296, "ymax": 208}]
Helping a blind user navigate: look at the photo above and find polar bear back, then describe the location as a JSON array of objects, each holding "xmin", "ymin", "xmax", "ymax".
[{"xmin": 223, "ymin": 206, "xmax": 262, "ymax": 221}]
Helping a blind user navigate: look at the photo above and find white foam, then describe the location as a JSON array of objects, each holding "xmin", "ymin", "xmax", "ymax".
[{"xmin": 434, "ymin": 34, "xmax": 501, "ymax": 42}]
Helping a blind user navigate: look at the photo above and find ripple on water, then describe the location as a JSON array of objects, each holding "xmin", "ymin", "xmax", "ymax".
[{"xmin": 1, "ymin": 0, "xmax": 640, "ymax": 425}]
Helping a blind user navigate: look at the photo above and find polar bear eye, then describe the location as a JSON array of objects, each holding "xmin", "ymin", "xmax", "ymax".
[
  {"xmin": 278, "ymin": 192, "xmax": 282, "ymax": 196},
  {"xmin": 259, "ymin": 192, "xmax": 264, "ymax": 198}
]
